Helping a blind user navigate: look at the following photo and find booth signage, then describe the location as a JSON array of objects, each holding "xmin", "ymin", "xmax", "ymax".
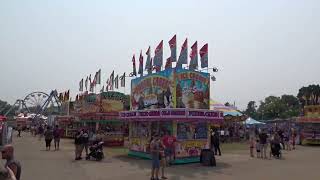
[{"xmin": 120, "ymin": 109, "xmax": 223, "ymax": 120}]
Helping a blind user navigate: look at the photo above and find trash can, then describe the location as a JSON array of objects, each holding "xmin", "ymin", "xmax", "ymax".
[{"xmin": 200, "ymin": 149, "xmax": 216, "ymax": 166}]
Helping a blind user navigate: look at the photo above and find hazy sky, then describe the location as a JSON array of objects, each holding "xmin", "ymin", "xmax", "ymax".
[{"xmin": 0, "ymin": 0, "xmax": 319, "ymax": 110}]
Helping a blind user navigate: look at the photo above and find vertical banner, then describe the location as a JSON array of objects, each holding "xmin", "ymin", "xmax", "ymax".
[
  {"xmin": 175, "ymin": 69, "xmax": 210, "ymax": 109},
  {"xmin": 131, "ymin": 69, "xmax": 175, "ymax": 110}
]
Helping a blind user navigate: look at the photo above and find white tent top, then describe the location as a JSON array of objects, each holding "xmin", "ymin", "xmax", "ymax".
[{"xmin": 245, "ymin": 117, "xmax": 265, "ymax": 125}]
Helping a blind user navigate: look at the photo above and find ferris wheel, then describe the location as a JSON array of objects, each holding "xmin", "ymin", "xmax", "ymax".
[{"xmin": 23, "ymin": 92, "xmax": 50, "ymax": 113}]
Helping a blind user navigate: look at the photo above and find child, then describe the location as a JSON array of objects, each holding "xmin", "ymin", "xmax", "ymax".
[{"xmin": 256, "ymin": 139, "xmax": 261, "ymax": 158}]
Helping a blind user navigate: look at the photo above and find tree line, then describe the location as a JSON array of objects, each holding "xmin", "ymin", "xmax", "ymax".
[{"xmin": 243, "ymin": 84, "xmax": 320, "ymax": 120}]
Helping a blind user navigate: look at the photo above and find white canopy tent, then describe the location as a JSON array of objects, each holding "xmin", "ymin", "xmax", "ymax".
[{"xmin": 244, "ymin": 117, "xmax": 265, "ymax": 125}]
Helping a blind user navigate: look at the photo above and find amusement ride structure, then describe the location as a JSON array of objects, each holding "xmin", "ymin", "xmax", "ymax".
[{"xmin": 5, "ymin": 90, "xmax": 62, "ymax": 123}]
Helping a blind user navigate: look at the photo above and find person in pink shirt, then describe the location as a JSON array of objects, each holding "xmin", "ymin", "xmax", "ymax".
[{"xmin": 162, "ymin": 131, "xmax": 176, "ymax": 165}]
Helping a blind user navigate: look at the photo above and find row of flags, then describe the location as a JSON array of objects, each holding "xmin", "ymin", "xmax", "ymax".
[
  {"xmin": 79, "ymin": 69, "xmax": 101, "ymax": 92},
  {"xmin": 79, "ymin": 69, "xmax": 126, "ymax": 94},
  {"xmin": 104, "ymin": 71, "xmax": 126, "ymax": 92},
  {"xmin": 58, "ymin": 90, "xmax": 70, "ymax": 102},
  {"xmin": 131, "ymin": 35, "xmax": 209, "ymax": 76}
]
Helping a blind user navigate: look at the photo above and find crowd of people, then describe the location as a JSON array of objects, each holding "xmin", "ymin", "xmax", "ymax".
[{"xmin": 249, "ymin": 127, "xmax": 297, "ymax": 159}]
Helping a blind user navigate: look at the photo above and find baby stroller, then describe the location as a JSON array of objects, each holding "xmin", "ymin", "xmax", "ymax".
[
  {"xmin": 271, "ymin": 142, "xmax": 281, "ymax": 159},
  {"xmin": 86, "ymin": 140, "xmax": 104, "ymax": 161}
]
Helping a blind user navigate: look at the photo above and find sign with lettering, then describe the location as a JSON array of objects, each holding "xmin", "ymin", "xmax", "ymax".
[
  {"xmin": 120, "ymin": 108, "xmax": 223, "ymax": 122},
  {"xmin": 175, "ymin": 69, "xmax": 210, "ymax": 109},
  {"xmin": 131, "ymin": 69, "xmax": 175, "ymax": 110}
]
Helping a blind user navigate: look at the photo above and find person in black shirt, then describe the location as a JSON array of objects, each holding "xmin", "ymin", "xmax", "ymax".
[
  {"xmin": 212, "ymin": 131, "xmax": 221, "ymax": 156},
  {"xmin": 74, "ymin": 130, "xmax": 84, "ymax": 160},
  {"xmin": 82, "ymin": 130, "xmax": 89, "ymax": 156}
]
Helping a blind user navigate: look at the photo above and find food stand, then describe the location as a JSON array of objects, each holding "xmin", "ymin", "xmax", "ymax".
[
  {"xmin": 54, "ymin": 116, "xmax": 78, "ymax": 138},
  {"xmin": 298, "ymin": 105, "xmax": 320, "ymax": 145},
  {"xmin": 120, "ymin": 108, "xmax": 223, "ymax": 164},
  {"xmin": 77, "ymin": 112, "xmax": 126, "ymax": 146},
  {"xmin": 122, "ymin": 68, "xmax": 223, "ymax": 164},
  {"xmin": 72, "ymin": 91, "xmax": 130, "ymax": 146}
]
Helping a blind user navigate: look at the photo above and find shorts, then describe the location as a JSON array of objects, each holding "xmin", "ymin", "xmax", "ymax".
[
  {"xmin": 164, "ymin": 148, "xmax": 173, "ymax": 157},
  {"xmin": 260, "ymin": 143, "xmax": 267, "ymax": 150},
  {"xmin": 54, "ymin": 138, "xmax": 60, "ymax": 143},
  {"xmin": 152, "ymin": 157, "xmax": 160, "ymax": 169},
  {"xmin": 45, "ymin": 139, "xmax": 52, "ymax": 147}
]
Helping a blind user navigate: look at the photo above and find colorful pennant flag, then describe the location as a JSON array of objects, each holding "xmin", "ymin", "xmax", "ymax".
[
  {"xmin": 138, "ymin": 50, "xmax": 144, "ymax": 76},
  {"xmin": 93, "ymin": 72, "xmax": 97, "ymax": 86},
  {"xmin": 85, "ymin": 76, "xmax": 88, "ymax": 91},
  {"xmin": 145, "ymin": 46, "xmax": 152, "ymax": 74},
  {"xmin": 132, "ymin": 55, "xmax": 137, "ymax": 76},
  {"xmin": 200, "ymin": 43, "xmax": 208, "ymax": 68},
  {"xmin": 96, "ymin": 69, "xmax": 101, "ymax": 84},
  {"xmin": 89, "ymin": 82, "xmax": 94, "ymax": 92},
  {"xmin": 176, "ymin": 38, "xmax": 188, "ymax": 68},
  {"xmin": 115, "ymin": 75, "xmax": 119, "ymax": 89},
  {"xmin": 120, "ymin": 72, "xmax": 126, "ymax": 87},
  {"xmin": 110, "ymin": 71, "xmax": 114, "ymax": 90},
  {"xmin": 79, "ymin": 79, "xmax": 84, "ymax": 91},
  {"xmin": 153, "ymin": 40, "xmax": 163, "ymax": 70},
  {"xmin": 169, "ymin": 35, "xmax": 177, "ymax": 62},
  {"xmin": 89, "ymin": 74, "xmax": 92, "ymax": 84},
  {"xmin": 189, "ymin": 41, "xmax": 198, "ymax": 70}
]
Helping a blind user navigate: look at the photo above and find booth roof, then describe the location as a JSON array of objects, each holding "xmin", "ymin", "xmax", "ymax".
[
  {"xmin": 245, "ymin": 117, "xmax": 265, "ymax": 125},
  {"xmin": 210, "ymin": 100, "xmax": 242, "ymax": 117}
]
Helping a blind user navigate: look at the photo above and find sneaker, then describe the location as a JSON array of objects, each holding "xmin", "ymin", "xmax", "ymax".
[{"xmin": 161, "ymin": 176, "xmax": 168, "ymax": 179}]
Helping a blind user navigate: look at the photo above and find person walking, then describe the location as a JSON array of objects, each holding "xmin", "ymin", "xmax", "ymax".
[
  {"xmin": 259, "ymin": 129, "xmax": 268, "ymax": 159},
  {"xmin": 212, "ymin": 131, "xmax": 221, "ymax": 156},
  {"xmin": 53, "ymin": 125, "xmax": 61, "ymax": 151},
  {"xmin": 1, "ymin": 145, "xmax": 21, "ymax": 180},
  {"xmin": 150, "ymin": 135, "xmax": 160, "ymax": 180},
  {"xmin": 82, "ymin": 130, "xmax": 89, "ymax": 157},
  {"xmin": 74, "ymin": 130, "xmax": 84, "ymax": 160},
  {"xmin": 44, "ymin": 126, "xmax": 54, "ymax": 151},
  {"xmin": 38, "ymin": 125, "xmax": 44, "ymax": 141},
  {"xmin": 16, "ymin": 125, "xmax": 21, "ymax": 138}
]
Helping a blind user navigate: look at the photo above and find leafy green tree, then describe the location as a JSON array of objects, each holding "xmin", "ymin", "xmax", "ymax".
[
  {"xmin": 297, "ymin": 84, "xmax": 320, "ymax": 106},
  {"xmin": 0, "ymin": 100, "xmax": 13, "ymax": 116},
  {"xmin": 244, "ymin": 101, "xmax": 257, "ymax": 118},
  {"xmin": 255, "ymin": 95, "xmax": 300, "ymax": 120}
]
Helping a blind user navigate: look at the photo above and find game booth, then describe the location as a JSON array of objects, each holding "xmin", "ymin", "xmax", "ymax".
[
  {"xmin": 54, "ymin": 115, "xmax": 79, "ymax": 138},
  {"xmin": 71, "ymin": 91, "xmax": 130, "ymax": 146},
  {"xmin": 298, "ymin": 105, "xmax": 320, "ymax": 145},
  {"xmin": 121, "ymin": 68, "xmax": 223, "ymax": 164}
]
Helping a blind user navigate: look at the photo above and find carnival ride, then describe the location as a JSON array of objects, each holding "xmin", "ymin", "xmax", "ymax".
[{"xmin": 5, "ymin": 90, "xmax": 62, "ymax": 124}]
